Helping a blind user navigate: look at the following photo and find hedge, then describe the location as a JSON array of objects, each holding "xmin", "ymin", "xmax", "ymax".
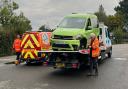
[{"xmin": 0, "ymin": 31, "xmax": 15, "ymax": 57}]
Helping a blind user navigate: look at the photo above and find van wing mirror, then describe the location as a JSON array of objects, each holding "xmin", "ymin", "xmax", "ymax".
[{"xmin": 108, "ymin": 32, "xmax": 112, "ymax": 39}]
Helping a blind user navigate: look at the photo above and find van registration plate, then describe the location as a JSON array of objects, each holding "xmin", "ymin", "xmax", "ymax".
[{"xmin": 56, "ymin": 63, "xmax": 65, "ymax": 68}]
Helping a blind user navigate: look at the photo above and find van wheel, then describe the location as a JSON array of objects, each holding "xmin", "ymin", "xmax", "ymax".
[{"xmin": 108, "ymin": 48, "xmax": 112, "ymax": 58}]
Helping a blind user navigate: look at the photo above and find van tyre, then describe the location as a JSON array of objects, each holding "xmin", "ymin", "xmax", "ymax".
[{"xmin": 108, "ymin": 48, "xmax": 112, "ymax": 58}]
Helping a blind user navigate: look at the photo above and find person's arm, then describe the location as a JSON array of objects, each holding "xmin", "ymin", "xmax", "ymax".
[{"xmin": 12, "ymin": 40, "xmax": 15, "ymax": 50}]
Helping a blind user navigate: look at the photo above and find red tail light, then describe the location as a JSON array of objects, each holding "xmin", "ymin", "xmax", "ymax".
[
  {"xmin": 43, "ymin": 61, "xmax": 48, "ymax": 66},
  {"xmin": 72, "ymin": 63, "xmax": 78, "ymax": 68}
]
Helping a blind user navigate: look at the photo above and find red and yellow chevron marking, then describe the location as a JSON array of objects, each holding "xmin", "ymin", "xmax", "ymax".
[
  {"xmin": 21, "ymin": 34, "xmax": 29, "ymax": 47},
  {"xmin": 30, "ymin": 34, "xmax": 40, "ymax": 47},
  {"xmin": 21, "ymin": 33, "xmax": 41, "ymax": 59},
  {"xmin": 24, "ymin": 40, "xmax": 35, "ymax": 48}
]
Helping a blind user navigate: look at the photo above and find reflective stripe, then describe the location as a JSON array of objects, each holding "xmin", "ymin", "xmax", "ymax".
[
  {"xmin": 22, "ymin": 49, "xmax": 25, "ymax": 55},
  {"xmin": 30, "ymin": 34, "xmax": 40, "ymax": 47},
  {"xmin": 15, "ymin": 48, "xmax": 21, "ymax": 52},
  {"xmin": 24, "ymin": 52, "xmax": 35, "ymax": 59},
  {"xmin": 21, "ymin": 34, "xmax": 29, "ymax": 47},
  {"xmin": 24, "ymin": 40, "xmax": 34, "ymax": 48},
  {"xmin": 34, "ymin": 50, "xmax": 37, "ymax": 56},
  {"xmin": 13, "ymin": 39, "xmax": 21, "ymax": 52}
]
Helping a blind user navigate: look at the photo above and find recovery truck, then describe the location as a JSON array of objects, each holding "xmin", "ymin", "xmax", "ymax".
[
  {"xmin": 20, "ymin": 31, "xmax": 52, "ymax": 64},
  {"xmin": 38, "ymin": 13, "xmax": 112, "ymax": 69}
]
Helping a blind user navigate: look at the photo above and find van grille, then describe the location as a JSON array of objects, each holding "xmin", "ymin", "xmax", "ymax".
[
  {"xmin": 54, "ymin": 35, "xmax": 73, "ymax": 40},
  {"xmin": 52, "ymin": 44, "xmax": 70, "ymax": 48}
]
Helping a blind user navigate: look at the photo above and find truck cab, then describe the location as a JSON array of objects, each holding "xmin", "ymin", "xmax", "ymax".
[
  {"xmin": 99, "ymin": 23, "xmax": 112, "ymax": 59},
  {"xmin": 51, "ymin": 13, "xmax": 100, "ymax": 51}
]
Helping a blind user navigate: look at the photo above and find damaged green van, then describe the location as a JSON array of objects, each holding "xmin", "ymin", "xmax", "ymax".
[{"xmin": 51, "ymin": 13, "xmax": 100, "ymax": 51}]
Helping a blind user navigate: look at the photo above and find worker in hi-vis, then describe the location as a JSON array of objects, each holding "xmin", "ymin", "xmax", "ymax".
[
  {"xmin": 13, "ymin": 34, "xmax": 22, "ymax": 65},
  {"xmin": 88, "ymin": 33, "xmax": 100, "ymax": 76}
]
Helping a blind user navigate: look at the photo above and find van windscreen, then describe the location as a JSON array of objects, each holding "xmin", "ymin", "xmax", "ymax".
[{"xmin": 59, "ymin": 17, "xmax": 86, "ymax": 29}]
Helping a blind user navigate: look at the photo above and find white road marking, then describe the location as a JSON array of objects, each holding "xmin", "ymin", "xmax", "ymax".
[
  {"xmin": 35, "ymin": 83, "xmax": 49, "ymax": 88},
  {"xmin": 0, "ymin": 58, "xmax": 14, "ymax": 61},
  {"xmin": 113, "ymin": 58, "xmax": 127, "ymax": 61},
  {"xmin": 0, "ymin": 80, "xmax": 11, "ymax": 89}
]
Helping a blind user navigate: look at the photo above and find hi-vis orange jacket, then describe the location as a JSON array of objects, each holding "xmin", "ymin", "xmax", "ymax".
[
  {"xmin": 91, "ymin": 38, "xmax": 100, "ymax": 58},
  {"xmin": 13, "ymin": 38, "xmax": 22, "ymax": 52}
]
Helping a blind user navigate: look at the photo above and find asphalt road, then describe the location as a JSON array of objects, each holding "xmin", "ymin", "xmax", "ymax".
[{"xmin": 0, "ymin": 44, "xmax": 128, "ymax": 89}]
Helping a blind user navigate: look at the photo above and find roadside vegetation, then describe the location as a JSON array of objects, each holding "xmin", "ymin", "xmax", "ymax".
[{"xmin": 0, "ymin": 0, "xmax": 31, "ymax": 56}]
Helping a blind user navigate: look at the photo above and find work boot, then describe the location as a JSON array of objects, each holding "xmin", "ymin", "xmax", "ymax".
[{"xmin": 15, "ymin": 60, "xmax": 19, "ymax": 65}]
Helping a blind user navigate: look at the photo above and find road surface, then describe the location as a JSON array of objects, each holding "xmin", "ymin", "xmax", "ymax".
[{"xmin": 0, "ymin": 44, "xmax": 128, "ymax": 89}]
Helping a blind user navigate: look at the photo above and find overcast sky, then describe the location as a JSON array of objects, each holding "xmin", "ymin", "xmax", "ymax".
[{"xmin": 14, "ymin": 0, "xmax": 120, "ymax": 30}]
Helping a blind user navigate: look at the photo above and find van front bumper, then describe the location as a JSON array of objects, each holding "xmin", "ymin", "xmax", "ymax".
[{"xmin": 51, "ymin": 39, "xmax": 80, "ymax": 50}]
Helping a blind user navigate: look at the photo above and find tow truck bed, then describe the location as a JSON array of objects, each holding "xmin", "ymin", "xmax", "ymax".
[{"xmin": 38, "ymin": 49, "xmax": 90, "ymax": 69}]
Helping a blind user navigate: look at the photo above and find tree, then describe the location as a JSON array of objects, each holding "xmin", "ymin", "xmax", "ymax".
[
  {"xmin": 39, "ymin": 25, "xmax": 52, "ymax": 32},
  {"xmin": 106, "ymin": 14, "xmax": 123, "ymax": 32},
  {"xmin": 0, "ymin": 0, "xmax": 32, "ymax": 56},
  {"xmin": 0, "ymin": 7, "xmax": 12, "ymax": 26},
  {"xmin": 39, "ymin": 25, "xmax": 46, "ymax": 31},
  {"xmin": 95, "ymin": 5, "xmax": 107, "ymax": 23},
  {"xmin": 115, "ymin": 0, "xmax": 128, "ymax": 27},
  {"xmin": 113, "ymin": 27, "xmax": 124, "ymax": 44},
  {"xmin": 10, "ymin": 12, "xmax": 32, "ymax": 34},
  {"xmin": 0, "ymin": 0, "xmax": 32, "ymax": 32}
]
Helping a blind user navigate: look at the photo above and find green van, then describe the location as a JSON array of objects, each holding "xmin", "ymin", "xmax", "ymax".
[{"xmin": 51, "ymin": 13, "xmax": 100, "ymax": 51}]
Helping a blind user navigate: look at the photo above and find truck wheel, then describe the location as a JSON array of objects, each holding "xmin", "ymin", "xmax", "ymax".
[
  {"xmin": 108, "ymin": 48, "xmax": 112, "ymax": 58},
  {"xmin": 99, "ymin": 51, "xmax": 106, "ymax": 60},
  {"xmin": 26, "ymin": 61, "xmax": 31, "ymax": 65}
]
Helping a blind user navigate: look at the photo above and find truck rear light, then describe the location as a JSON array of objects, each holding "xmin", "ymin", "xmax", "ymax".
[
  {"xmin": 79, "ymin": 49, "xmax": 90, "ymax": 54},
  {"xmin": 72, "ymin": 63, "xmax": 78, "ymax": 68},
  {"xmin": 42, "ymin": 53, "xmax": 46, "ymax": 58},
  {"xmin": 43, "ymin": 61, "xmax": 48, "ymax": 66}
]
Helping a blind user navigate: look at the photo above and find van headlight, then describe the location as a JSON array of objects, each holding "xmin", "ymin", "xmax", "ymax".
[
  {"xmin": 73, "ymin": 35, "xmax": 81, "ymax": 40},
  {"xmin": 51, "ymin": 35, "xmax": 54, "ymax": 39}
]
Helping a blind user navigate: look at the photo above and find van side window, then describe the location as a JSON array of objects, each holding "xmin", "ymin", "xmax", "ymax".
[
  {"xmin": 91, "ymin": 18, "xmax": 98, "ymax": 28},
  {"xmin": 108, "ymin": 30, "xmax": 110, "ymax": 38},
  {"xmin": 87, "ymin": 18, "xmax": 91, "ymax": 26},
  {"xmin": 100, "ymin": 28, "xmax": 102, "ymax": 35},
  {"xmin": 105, "ymin": 28, "xmax": 108, "ymax": 38},
  {"xmin": 86, "ymin": 18, "xmax": 91, "ymax": 30},
  {"xmin": 99, "ymin": 28, "xmax": 102, "ymax": 40}
]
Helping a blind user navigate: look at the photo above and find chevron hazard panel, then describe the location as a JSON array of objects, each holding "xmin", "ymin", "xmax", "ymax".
[{"xmin": 21, "ymin": 33, "xmax": 41, "ymax": 59}]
